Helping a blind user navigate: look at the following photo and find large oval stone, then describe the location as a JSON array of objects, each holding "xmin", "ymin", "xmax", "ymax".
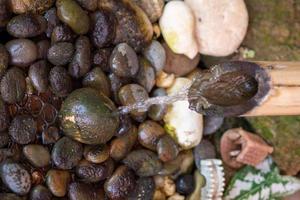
[{"xmin": 59, "ymin": 88, "xmax": 119, "ymax": 144}]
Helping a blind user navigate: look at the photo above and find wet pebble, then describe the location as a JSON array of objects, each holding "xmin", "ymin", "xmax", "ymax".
[
  {"xmin": 23, "ymin": 144, "xmax": 50, "ymax": 167},
  {"xmin": 0, "ymin": 193, "xmax": 23, "ymax": 200},
  {"xmin": 0, "ymin": 98, "xmax": 9, "ymax": 132},
  {"xmin": 42, "ymin": 126, "xmax": 61, "ymax": 144},
  {"xmin": 36, "ymin": 40, "xmax": 50, "ymax": 60},
  {"xmin": 29, "ymin": 60, "xmax": 50, "ymax": 93},
  {"xmin": 193, "ymin": 139, "xmax": 216, "ymax": 170},
  {"xmin": 110, "ymin": 43, "xmax": 139, "ymax": 78},
  {"xmin": 51, "ymin": 137, "xmax": 83, "ymax": 169},
  {"xmin": 75, "ymin": 159, "xmax": 112, "ymax": 182},
  {"xmin": 75, "ymin": 0, "xmax": 97, "ymax": 11},
  {"xmin": 7, "ymin": 14, "xmax": 46, "ymax": 38},
  {"xmin": 30, "ymin": 185, "xmax": 52, "ymax": 200},
  {"xmin": 0, "ymin": 131, "xmax": 9, "ymax": 148},
  {"xmin": 203, "ymin": 116, "xmax": 224, "ymax": 135},
  {"xmin": 69, "ymin": 36, "xmax": 91, "ymax": 78},
  {"xmin": 148, "ymin": 88, "xmax": 168, "ymax": 121},
  {"xmin": 59, "ymin": 88, "xmax": 119, "ymax": 144},
  {"xmin": 0, "ymin": 44, "xmax": 9, "ymax": 77},
  {"xmin": 10, "ymin": 0, "xmax": 55, "ymax": 14},
  {"xmin": 0, "ymin": 0, "xmax": 11, "ymax": 27},
  {"xmin": 104, "ymin": 165, "xmax": 136, "ymax": 200},
  {"xmin": 116, "ymin": 114, "xmax": 133, "ymax": 137},
  {"xmin": 164, "ymin": 78, "xmax": 203, "ymax": 149},
  {"xmin": 83, "ymin": 144, "xmax": 110, "ymax": 164},
  {"xmin": 161, "ymin": 176, "xmax": 176, "ymax": 197},
  {"xmin": 175, "ymin": 174, "xmax": 195, "ymax": 195},
  {"xmin": 159, "ymin": 1, "xmax": 198, "ymax": 59},
  {"xmin": 44, "ymin": 8, "xmax": 59, "ymax": 38},
  {"xmin": 133, "ymin": 0, "xmax": 164, "ymax": 23},
  {"xmin": 5, "ymin": 39, "xmax": 37, "ymax": 67},
  {"xmin": 100, "ymin": 0, "xmax": 153, "ymax": 52},
  {"xmin": 136, "ymin": 57, "xmax": 156, "ymax": 92},
  {"xmin": 68, "ymin": 182, "xmax": 105, "ymax": 200},
  {"xmin": 9, "ymin": 115, "xmax": 37, "ymax": 144},
  {"xmin": 123, "ymin": 149, "xmax": 162, "ymax": 177},
  {"xmin": 109, "ymin": 73, "xmax": 130, "ymax": 104},
  {"xmin": 90, "ymin": 10, "xmax": 116, "ymax": 48},
  {"xmin": 127, "ymin": 177, "xmax": 156, "ymax": 200},
  {"xmin": 163, "ymin": 43, "xmax": 200, "ymax": 77},
  {"xmin": 119, "ymin": 84, "xmax": 149, "ymax": 120},
  {"xmin": 46, "ymin": 169, "xmax": 71, "ymax": 197},
  {"xmin": 82, "ymin": 67, "xmax": 111, "ymax": 97},
  {"xmin": 47, "ymin": 42, "xmax": 74, "ymax": 66},
  {"xmin": 49, "ymin": 66, "xmax": 73, "ymax": 97},
  {"xmin": 56, "ymin": 0, "xmax": 90, "ymax": 34},
  {"xmin": 138, "ymin": 120, "xmax": 165, "ymax": 150},
  {"xmin": 1, "ymin": 67, "xmax": 26, "ymax": 104},
  {"xmin": 92, "ymin": 48, "xmax": 112, "ymax": 72},
  {"xmin": 110, "ymin": 126, "xmax": 138, "ymax": 161},
  {"xmin": 156, "ymin": 71, "xmax": 175, "ymax": 88},
  {"xmin": 51, "ymin": 24, "xmax": 75, "ymax": 43},
  {"xmin": 0, "ymin": 160, "xmax": 31, "ymax": 195},
  {"xmin": 157, "ymin": 135, "xmax": 179, "ymax": 162},
  {"xmin": 143, "ymin": 40, "xmax": 166, "ymax": 74}
]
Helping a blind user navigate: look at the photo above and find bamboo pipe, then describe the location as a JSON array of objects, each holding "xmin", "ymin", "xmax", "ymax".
[{"xmin": 243, "ymin": 61, "xmax": 300, "ymax": 116}]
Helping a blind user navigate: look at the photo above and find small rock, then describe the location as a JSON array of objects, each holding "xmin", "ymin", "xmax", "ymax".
[
  {"xmin": 143, "ymin": 40, "xmax": 166, "ymax": 74},
  {"xmin": 46, "ymin": 169, "xmax": 71, "ymax": 197},
  {"xmin": 75, "ymin": 0, "xmax": 97, "ymax": 11},
  {"xmin": 123, "ymin": 149, "xmax": 162, "ymax": 177},
  {"xmin": 127, "ymin": 177, "xmax": 156, "ymax": 200},
  {"xmin": 23, "ymin": 144, "xmax": 50, "ymax": 167},
  {"xmin": 156, "ymin": 71, "xmax": 175, "ymax": 88},
  {"xmin": 148, "ymin": 88, "xmax": 168, "ymax": 121},
  {"xmin": 157, "ymin": 135, "xmax": 179, "ymax": 162},
  {"xmin": 0, "ymin": 131, "xmax": 9, "ymax": 148},
  {"xmin": 75, "ymin": 159, "xmax": 112, "ymax": 183},
  {"xmin": 29, "ymin": 60, "xmax": 50, "ymax": 93},
  {"xmin": 30, "ymin": 185, "xmax": 52, "ymax": 200},
  {"xmin": 163, "ymin": 42, "xmax": 200, "ymax": 77},
  {"xmin": 9, "ymin": 0, "xmax": 55, "ymax": 14},
  {"xmin": 47, "ymin": 42, "xmax": 74, "ymax": 66},
  {"xmin": 159, "ymin": 1, "xmax": 198, "ymax": 59},
  {"xmin": 136, "ymin": 57, "xmax": 156, "ymax": 92},
  {"xmin": 110, "ymin": 126, "xmax": 138, "ymax": 161},
  {"xmin": 104, "ymin": 165, "xmax": 136, "ymax": 199},
  {"xmin": 9, "ymin": 115, "xmax": 37, "ymax": 145},
  {"xmin": 5, "ymin": 39, "xmax": 37, "ymax": 67},
  {"xmin": 153, "ymin": 189, "xmax": 167, "ymax": 200},
  {"xmin": 83, "ymin": 144, "xmax": 110, "ymax": 164},
  {"xmin": 175, "ymin": 175, "xmax": 195, "ymax": 195},
  {"xmin": 164, "ymin": 78, "xmax": 203, "ymax": 149},
  {"xmin": 51, "ymin": 24, "xmax": 75, "ymax": 43},
  {"xmin": 68, "ymin": 182, "xmax": 105, "ymax": 200},
  {"xmin": 42, "ymin": 126, "xmax": 61, "ymax": 144},
  {"xmin": 133, "ymin": 0, "xmax": 164, "ymax": 23},
  {"xmin": 56, "ymin": 0, "xmax": 90, "ymax": 34},
  {"xmin": 193, "ymin": 140, "xmax": 216, "ymax": 170},
  {"xmin": 185, "ymin": 0, "xmax": 249, "ymax": 56},
  {"xmin": 203, "ymin": 116, "xmax": 224, "ymax": 135},
  {"xmin": 51, "ymin": 137, "xmax": 83, "ymax": 169},
  {"xmin": 0, "ymin": 160, "xmax": 31, "ymax": 195},
  {"xmin": 0, "ymin": 44, "xmax": 9, "ymax": 77},
  {"xmin": 162, "ymin": 176, "xmax": 176, "ymax": 197},
  {"xmin": 49, "ymin": 66, "xmax": 73, "ymax": 97},
  {"xmin": 110, "ymin": 43, "xmax": 139, "ymax": 78},
  {"xmin": 138, "ymin": 120, "xmax": 165, "ymax": 151}
]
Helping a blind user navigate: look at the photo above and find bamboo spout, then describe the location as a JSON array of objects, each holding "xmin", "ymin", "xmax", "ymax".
[{"xmin": 244, "ymin": 61, "xmax": 300, "ymax": 116}]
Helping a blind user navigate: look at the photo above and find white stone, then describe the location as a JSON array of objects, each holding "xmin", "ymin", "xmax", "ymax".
[
  {"xmin": 159, "ymin": 1, "xmax": 199, "ymax": 59},
  {"xmin": 164, "ymin": 78, "xmax": 203, "ymax": 149},
  {"xmin": 185, "ymin": 0, "xmax": 249, "ymax": 56}
]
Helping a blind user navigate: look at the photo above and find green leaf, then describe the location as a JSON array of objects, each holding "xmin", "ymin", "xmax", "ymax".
[{"xmin": 224, "ymin": 157, "xmax": 300, "ymax": 200}]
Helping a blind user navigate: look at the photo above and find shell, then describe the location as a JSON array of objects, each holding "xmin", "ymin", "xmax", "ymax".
[
  {"xmin": 200, "ymin": 159, "xmax": 225, "ymax": 200},
  {"xmin": 159, "ymin": 1, "xmax": 198, "ymax": 59}
]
